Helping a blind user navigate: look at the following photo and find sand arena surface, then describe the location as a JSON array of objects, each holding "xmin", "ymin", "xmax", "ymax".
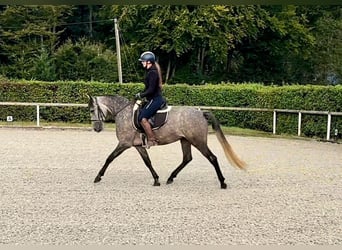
[{"xmin": 0, "ymin": 128, "xmax": 341, "ymax": 245}]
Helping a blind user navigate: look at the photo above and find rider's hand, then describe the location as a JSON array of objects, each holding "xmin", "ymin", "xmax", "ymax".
[{"xmin": 135, "ymin": 93, "xmax": 141, "ymax": 100}]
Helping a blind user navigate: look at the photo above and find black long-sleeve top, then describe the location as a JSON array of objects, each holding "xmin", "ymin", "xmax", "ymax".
[{"xmin": 140, "ymin": 64, "xmax": 162, "ymax": 101}]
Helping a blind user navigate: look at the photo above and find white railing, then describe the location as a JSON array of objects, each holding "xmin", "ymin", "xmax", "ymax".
[
  {"xmin": 197, "ymin": 106, "xmax": 342, "ymax": 140},
  {"xmin": 0, "ymin": 102, "xmax": 87, "ymax": 127},
  {"xmin": 0, "ymin": 102, "xmax": 341, "ymax": 140}
]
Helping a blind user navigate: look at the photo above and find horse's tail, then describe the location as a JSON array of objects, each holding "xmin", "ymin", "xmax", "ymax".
[{"xmin": 203, "ymin": 111, "xmax": 246, "ymax": 170}]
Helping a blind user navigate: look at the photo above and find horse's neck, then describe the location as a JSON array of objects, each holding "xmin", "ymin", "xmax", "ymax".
[{"xmin": 107, "ymin": 96, "xmax": 131, "ymax": 118}]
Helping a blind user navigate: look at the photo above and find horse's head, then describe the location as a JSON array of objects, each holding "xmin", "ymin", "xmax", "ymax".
[
  {"xmin": 88, "ymin": 94, "xmax": 131, "ymax": 133},
  {"xmin": 88, "ymin": 95, "xmax": 105, "ymax": 132}
]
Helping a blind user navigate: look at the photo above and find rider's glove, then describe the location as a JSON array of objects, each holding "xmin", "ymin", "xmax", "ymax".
[{"xmin": 135, "ymin": 93, "xmax": 141, "ymax": 100}]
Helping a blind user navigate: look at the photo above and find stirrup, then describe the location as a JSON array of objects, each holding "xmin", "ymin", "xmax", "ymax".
[
  {"xmin": 141, "ymin": 134, "xmax": 148, "ymax": 148},
  {"xmin": 140, "ymin": 134, "xmax": 158, "ymax": 149}
]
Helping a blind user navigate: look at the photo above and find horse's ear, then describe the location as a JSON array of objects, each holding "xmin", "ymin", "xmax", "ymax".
[{"xmin": 86, "ymin": 94, "xmax": 94, "ymax": 106}]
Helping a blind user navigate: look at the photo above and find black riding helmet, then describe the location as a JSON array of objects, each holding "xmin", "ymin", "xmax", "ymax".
[{"xmin": 138, "ymin": 51, "xmax": 155, "ymax": 63}]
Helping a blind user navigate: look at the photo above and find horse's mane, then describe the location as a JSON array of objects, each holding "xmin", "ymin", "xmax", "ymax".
[
  {"xmin": 104, "ymin": 94, "xmax": 129, "ymax": 102},
  {"xmin": 98, "ymin": 95, "xmax": 131, "ymax": 117}
]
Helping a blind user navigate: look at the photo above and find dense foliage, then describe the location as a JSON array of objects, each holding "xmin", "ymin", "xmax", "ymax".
[
  {"xmin": 0, "ymin": 5, "xmax": 341, "ymax": 85},
  {"xmin": 0, "ymin": 80, "xmax": 341, "ymax": 139}
]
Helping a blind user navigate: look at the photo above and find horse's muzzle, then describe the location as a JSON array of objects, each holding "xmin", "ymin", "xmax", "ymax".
[
  {"xmin": 94, "ymin": 127, "xmax": 102, "ymax": 133},
  {"xmin": 93, "ymin": 121, "xmax": 103, "ymax": 133}
]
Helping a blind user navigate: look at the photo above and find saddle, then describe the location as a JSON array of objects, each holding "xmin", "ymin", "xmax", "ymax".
[{"xmin": 132, "ymin": 100, "xmax": 171, "ymax": 133}]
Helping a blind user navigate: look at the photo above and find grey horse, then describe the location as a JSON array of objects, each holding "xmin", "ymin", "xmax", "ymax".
[{"xmin": 88, "ymin": 95, "xmax": 246, "ymax": 189}]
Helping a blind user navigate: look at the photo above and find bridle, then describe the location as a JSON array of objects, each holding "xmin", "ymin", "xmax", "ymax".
[
  {"xmin": 91, "ymin": 97, "xmax": 132, "ymax": 122},
  {"xmin": 90, "ymin": 97, "xmax": 106, "ymax": 122}
]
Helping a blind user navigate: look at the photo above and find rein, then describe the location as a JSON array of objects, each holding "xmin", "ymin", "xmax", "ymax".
[{"xmin": 114, "ymin": 100, "xmax": 133, "ymax": 117}]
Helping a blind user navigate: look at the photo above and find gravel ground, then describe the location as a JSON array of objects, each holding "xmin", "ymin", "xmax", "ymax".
[{"xmin": 0, "ymin": 128, "xmax": 341, "ymax": 245}]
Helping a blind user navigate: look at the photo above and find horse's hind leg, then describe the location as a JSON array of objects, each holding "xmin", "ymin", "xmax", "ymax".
[
  {"xmin": 94, "ymin": 143, "xmax": 130, "ymax": 183},
  {"xmin": 167, "ymin": 139, "xmax": 192, "ymax": 185},
  {"xmin": 135, "ymin": 146, "xmax": 160, "ymax": 186},
  {"xmin": 197, "ymin": 145, "xmax": 227, "ymax": 189}
]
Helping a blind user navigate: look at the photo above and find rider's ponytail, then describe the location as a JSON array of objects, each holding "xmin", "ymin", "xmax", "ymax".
[{"xmin": 155, "ymin": 62, "xmax": 163, "ymax": 90}]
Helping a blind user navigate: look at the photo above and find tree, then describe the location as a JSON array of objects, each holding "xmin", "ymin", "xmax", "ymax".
[
  {"xmin": 300, "ymin": 6, "xmax": 342, "ymax": 85},
  {"xmin": 100, "ymin": 5, "xmax": 270, "ymax": 83},
  {"xmin": 101, "ymin": 5, "xmax": 198, "ymax": 82},
  {"xmin": 0, "ymin": 5, "xmax": 73, "ymax": 79},
  {"xmin": 233, "ymin": 5, "xmax": 316, "ymax": 84},
  {"xmin": 0, "ymin": 5, "xmax": 341, "ymax": 85},
  {"xmin": 53, "ymin": 38, "xmax": 117, "ymax": 82}
]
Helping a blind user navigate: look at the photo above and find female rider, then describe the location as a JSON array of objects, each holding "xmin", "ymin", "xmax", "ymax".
[{"xmin": 135, "ymin": 51, "xmax": 165, "ymax": 147}]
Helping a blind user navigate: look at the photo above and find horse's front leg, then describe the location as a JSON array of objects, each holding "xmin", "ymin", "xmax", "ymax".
[
  {"xmin": 94, "ymin": 143, "xmax": 130, "ymax": 183},
  {"xmin": 135, "ymin": 146, "xmax": 160, "ymax": 186},
  {"xmin": 167, "ymin": 139, "xmax": 192, "ymax": 184}
]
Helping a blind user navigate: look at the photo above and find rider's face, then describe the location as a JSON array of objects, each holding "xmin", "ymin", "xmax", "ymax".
[
  {"xmin": 141, "ymin": 61, "xmax": 152, "ymax": 69},
  {"xmin": 141, "ymin": 61, "xmax": 147, "ymax": 68}
]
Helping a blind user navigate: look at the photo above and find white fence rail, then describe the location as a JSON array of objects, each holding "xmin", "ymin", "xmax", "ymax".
[
  {"xmin": 1, "ymin": 102, "xmax": 341, "ymax": 140},
  {"xmin": 0, "ymin": 102, "xmax": 87, "ymax": 127}
]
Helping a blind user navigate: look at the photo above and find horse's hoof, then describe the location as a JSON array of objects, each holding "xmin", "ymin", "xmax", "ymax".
[
  {"xmin": 153, "ymin": 181, "xmax": 161, "ymax": 186},
  {"xmin": 94, "ymin": 176, "xmax": 102, "ymax": 183},
  {"xmin": 221, "ymin": 183, "xmax": 227, "ymax": 189},
  {"xmin": 166, "ymin": 179, "xmax": 173, "ymax": 184}
]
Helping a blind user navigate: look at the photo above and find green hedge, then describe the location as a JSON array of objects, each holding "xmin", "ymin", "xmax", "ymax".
[
  {"xmin": 0, "ymin": 80, "xmax": 341, "ymax": 139},
  {"xmin": 164, "ymin": 83, "xmax": 342, "ymax": 138}
]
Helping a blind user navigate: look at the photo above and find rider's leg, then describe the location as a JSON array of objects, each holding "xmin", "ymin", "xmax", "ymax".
[
  {"xmin": 138, "ymin": 98, "xmax": 164, "ymax": 147},
  {"xmin": 140, "ymin": 118, "xmax": 158, "ymax": 147}
]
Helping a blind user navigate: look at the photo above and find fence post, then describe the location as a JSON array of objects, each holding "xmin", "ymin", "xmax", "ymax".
[
  {"xmin": 36, "ymin": 105, "xmax": 40, "ymax": 127},
  {"xmin": 327, "ymin": 113, "xmax": 331, "ymax": 140},
  {"xmin": 273, "ymin": 110, "xmax": 277, "ymax": 134},
  {"xmin": 298, "ymin": 111, "xmax": 302, "ymax": 136}
]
